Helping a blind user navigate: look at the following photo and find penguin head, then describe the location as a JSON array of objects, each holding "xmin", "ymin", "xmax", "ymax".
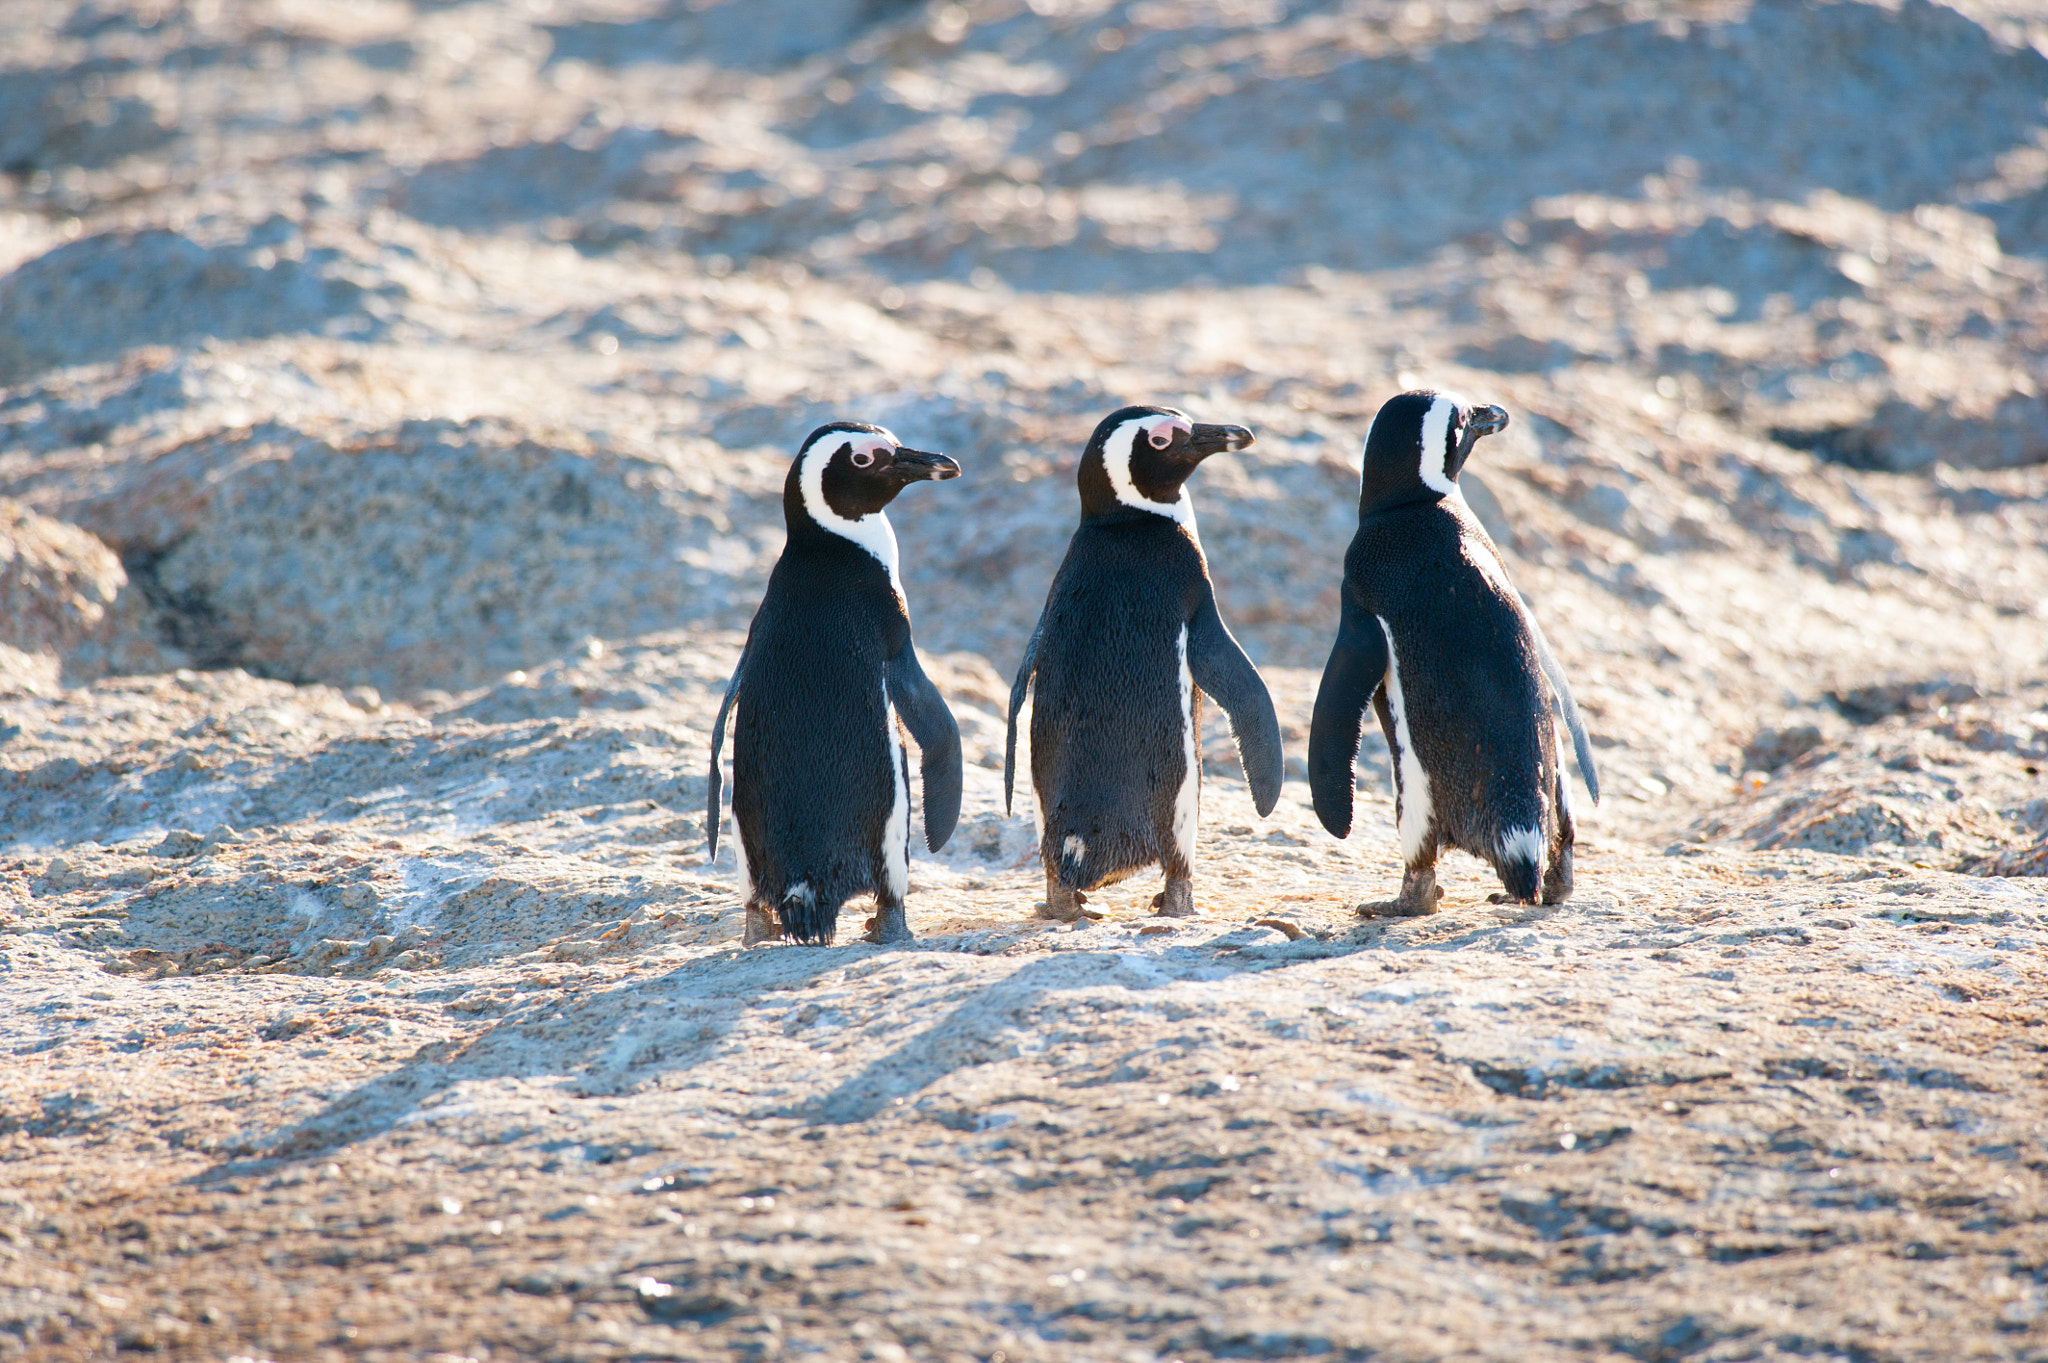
[
  {"xmin": 787, "ymin": 421, "xmax": 960, "ymax": 532},
  {"xmin": 1358, "ymin": 389, "xmax": 1509, "ymax": 510},
  {"xmin": 1078, "ymin": 405, "xmax": 1255, "ymax": 524}
]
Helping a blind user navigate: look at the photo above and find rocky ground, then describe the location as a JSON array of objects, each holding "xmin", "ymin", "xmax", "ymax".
[{"xmin": 4, "ymin": 1, "xmax": 2048, "ymax": 1360}]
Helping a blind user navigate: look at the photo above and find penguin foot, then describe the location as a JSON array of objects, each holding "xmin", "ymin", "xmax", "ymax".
[
  {"xmin": 1038, "ymin": 885, "xmax": 1090, "ymax": 922},
  {"xmin": 862, "ymin": 903, "xmax": 913, "ymax": 946},
  {"xmin": 1151, "ymin": 880, "xmax": 1197, "ymax": 918},
  {"xmin": 1485, "ymin": 892, "xmax": 1536, "ymax": 906},
  {"xmin": 1540, "ymin": 850, "xmax": 1575, "ymax": 905},
  {"xmin": 1355, "ymin": 898, "xmax": 1438, "ymax": 919},
  {"xmin": 741, "ymin": 903, "xmax": 784, "ymax": 946},
  {"xmin": 1358, "ymin": 870, "xmax": 1442, "ymax": 918}
]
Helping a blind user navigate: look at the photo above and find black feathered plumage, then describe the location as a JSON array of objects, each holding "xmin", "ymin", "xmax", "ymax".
[
  {"xmin": 1007, "ymin": 406, "xmax": 1280, "ymax": 918},
  {"xmin": 707, "ymin": 422, "xmax": 961, "ymax": 945},
  {"xmin": 1308, "ymin": 391, "xmax": 1595, "ymax": 913}
]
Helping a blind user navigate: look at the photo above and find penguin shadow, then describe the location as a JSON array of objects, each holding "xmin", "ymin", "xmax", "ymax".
[
  {"xmin": 791, "ymin": 923, "xmax": 1423, "ymax": 1126},
  {"xmin": 793, "ymin": 883, "xmax": 1619, "ymax": 1127},
  {"xmin": 201, "ymin": 905, "xmax": 1373, "ymax": 1176},
  {"xmin": 212, "ymin": 943, "xmax": 880, "ymax": 1170},
  {"xmin": 799, "ymin": 951, "xmax": 1174, "ymax": 1127}
]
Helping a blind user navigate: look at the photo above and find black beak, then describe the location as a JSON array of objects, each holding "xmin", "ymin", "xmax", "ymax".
[
  {"xmin": 891, "ymin": 448, "xmax": 960, "ymax": 482},
  {"xmin": 1466, "ymin": 405, "xmax": 1509, "ymax": 439},
  {"xmin": 1187, "ymin": 423, "xmax": 1255, "ymax": 457},
  {"xmin": 1453, "ymin": 405, "xmax": 1508, "ymax": 471}
]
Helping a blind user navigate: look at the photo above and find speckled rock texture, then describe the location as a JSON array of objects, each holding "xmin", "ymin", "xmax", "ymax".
[
  {"xmin": 3, "ymin": 2, "xmax": 2047, "ymax": 1361},
  {"xmin": 0, "ymin": 499, "xmax": 169, "ymax": 689}
]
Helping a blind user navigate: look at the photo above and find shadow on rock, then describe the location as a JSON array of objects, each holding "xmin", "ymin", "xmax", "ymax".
[{"xmin": 241, "ymin": 935, "xmax": 1370, "ymax": 1161}]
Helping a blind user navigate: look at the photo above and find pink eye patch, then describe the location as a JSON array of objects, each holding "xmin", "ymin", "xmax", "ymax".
[{"xmin": 1145, "ymin": 417, "xmax": 1190, "ymax": 449}]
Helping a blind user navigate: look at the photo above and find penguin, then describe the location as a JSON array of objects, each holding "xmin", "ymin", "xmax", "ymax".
[
  {"xmin": 1005, "ymin": 406, "xmax": 1283, "ymax": 920},
  {"xmin": 1306, "ymin": 389, "xmax": 1600, "ymax": 915},
  {"xmin": 706, "ymin": 422, "xmax": 963, "ymax": 947}
]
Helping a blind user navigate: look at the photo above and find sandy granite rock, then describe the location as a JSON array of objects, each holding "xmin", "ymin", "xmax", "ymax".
[
  {"xmin": 0, "ymin": 499, "xmax": 173, "ymax": 690},
  {"xmin": 3, "ymin": 1, "xmax": 2048, "ymax": 1361}
]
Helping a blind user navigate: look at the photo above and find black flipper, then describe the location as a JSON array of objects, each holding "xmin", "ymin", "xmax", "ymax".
[
  {"xmin": 886, "ymin": 645, "xmax": 963, "ymax": 852},
  {"xmin": 1003, "ymin": 616, "xmax": 1043, "ymax": 816},
  {"xmin": 706, "ymin": 642, "xmax": 748, "ymax": 859},
  {"xmin": 1307, "ymin": 591, "xmax": 1389, "ymax": 839},
  {"xmin": 1524, "ymin": 612, "xmax": 1600, "ymax": 804},
  {"xmin": 1185, "ymin": 591, "xmax": 1282, "ymax": 817}
]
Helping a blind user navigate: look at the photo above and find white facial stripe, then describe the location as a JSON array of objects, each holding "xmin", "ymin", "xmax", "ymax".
[
  {"xmin": 1102, "ymin": 412, "xmax": 1199, "ymax": 533},
  {"xmin": 1417, "ymin": 394, "xmax": 1463, "ymax": 496},
  {"xmin": 1378, "ymin": 615, "xmax": 1434, "ymax": 866},
  {"xmin": 797, "ymin": 429, "xmax": 904, "ymax": 597}
]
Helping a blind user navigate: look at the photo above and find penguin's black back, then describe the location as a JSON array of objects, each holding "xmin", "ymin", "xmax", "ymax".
[
  {"xmin": 1030, "ymin": 515, "xmax": 1208, "ymax": 883},
  {"xmin": 732, "ymin": 532, "xmax": 909, "ymax": 930},
  {"xmin": 1351, "ymin": 496, "xmax": 1557, "ymax": 858}
]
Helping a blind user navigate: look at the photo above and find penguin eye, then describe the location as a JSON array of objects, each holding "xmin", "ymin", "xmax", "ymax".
[
  {"xmin": 1148, "ymin": 432, "xmax": 1171, "ymax": 450},
  {"xmin": 850, "ymin": 448, "xmax": 875, "ymax": 469}
]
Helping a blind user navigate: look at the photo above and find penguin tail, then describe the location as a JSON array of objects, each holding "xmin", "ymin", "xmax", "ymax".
[
  {"xmin": 778, "ymin": 882, "xmax": 837, "ymax": 945},
  {"xmin": 1495, "ymin": 826, "xmax": 1544, "ymax": 904},
  {"xmin": 1055, "ymin": 833, "xmax": 1091, "ymax": 891}
]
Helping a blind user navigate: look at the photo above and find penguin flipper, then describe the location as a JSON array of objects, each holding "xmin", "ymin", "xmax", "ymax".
[
  {"xmin": 1524, "ymin": 611, "xmax": 1600, "ymax": 804},
  {"xmin": 1186, "ymin": 593, "xmax": 1283, "ymax": 817},
  {"xmin": 1003, "ymin": 616, "xmax": 1043, "ymax": 817},
  {"xmin": 887, "ymin": 644, "xmax": 963, "ymax": 852},
  {"xmin": 706, "ymin": 642, "xmax": 749, "ymax": 859},
  {"xmin": 1307, "ymin": 593, "xmax": 1388, "ymax": 840}
]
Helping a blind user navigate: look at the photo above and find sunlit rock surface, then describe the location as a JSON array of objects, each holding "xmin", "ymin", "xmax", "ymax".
[{"xmin": 3, "ymin": 2, "xmax": 2047, "ymax": 1359}]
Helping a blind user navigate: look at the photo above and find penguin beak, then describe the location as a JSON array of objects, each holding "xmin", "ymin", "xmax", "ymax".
[
  {"xmin": 1453, "ymin": 405, "xmax": 1509, "ymax": 472},
  {"xmin": 1187, "ymin": 423, "xmax": 1255, "ymax": 458},
  {"xmin": 890, "ymin": 448, "xmax": 960, "ymax": 482},
  {"xmin": 1466, "ymin": 406, "xmax": 1510, "ymax": 438}
]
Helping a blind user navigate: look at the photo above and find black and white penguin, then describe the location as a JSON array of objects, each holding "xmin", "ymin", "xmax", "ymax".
[
  {"xmin": 1004, "ymin": 406, "xmax": 1282, "ymax": 920},
  {"xmin": 1307, "ymin": 390, "xmax": 1599, "ymax": 915},
  {"xmin": 707, "ymin": 422, "xmax": 963, "ymax": 946}
]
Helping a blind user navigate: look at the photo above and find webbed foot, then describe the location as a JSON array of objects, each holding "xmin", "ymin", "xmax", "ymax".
[
  {"xmin": 862, "ymin": 901, "xmax": 913, "ymax": 945},
  {"xmin": 1540, "ymin": 847, "xmax": 1574, "ymax": 906},
  {"xmin": 742, "ymin": 903, "xmax": 784, "ymax": 946},
  {"xmin": 1151, "ymin": 878, "xmax": 1197, "ymax": 918},
  {"xmin": 1356, "ymin": 867, "xmax": 1442, "ymax": 918},
  {"xmin": 1038, "ymin": 882, "xmax": 1092, "ymax": 922}
]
